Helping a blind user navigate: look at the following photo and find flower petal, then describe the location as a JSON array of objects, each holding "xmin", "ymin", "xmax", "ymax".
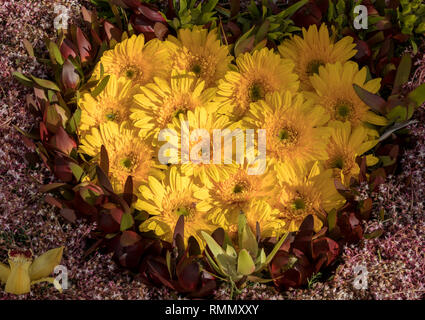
[{"xmin": 29, "ymin": 247, "xmax": 64, "ymax": 281}]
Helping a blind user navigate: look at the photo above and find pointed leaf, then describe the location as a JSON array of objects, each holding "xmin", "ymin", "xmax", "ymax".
[
  {"xmin": 91, "ymin": 75, "xmax": 110, "ymax": 98},
  {"xmin": 96, "ymin": 166, "xmax": 113, "ymax": 193},
  {"xmin": 76, "ymin": 27, "xmax": 92, "ymax": 62},
  {"xmin": 392, "ymin": 54, "xmax": 412, "ymax": 95},
  {"xmin": 353, "ymin": 84, "xmax": 386, "ymax": 114},
  {"xmin": 120, "ymin": 212, "xmax": 134, "ymax": 231},
  {"xmin": 31, "ymin": 75, "xmax": 60, "ymax": 91},
  {"xmin": 379, "ymin": 120, "xmax": 417, "ymax": 141},
  {"xmin": 238, "ymin": 214, "xmax": 258, "ymax": 257},
  {"xmin": 48, "ymin": 41, "xmax": 64, "ymax": 65},
  {"xmin": 69, "ymin": 162, "xmax": 84, "ymax": 181},
  {"xmin": 23, "ymin": 39, "xmax": 34, "ymax": 57},
  {"xmin": 100, "ymin": 145, "xmax": 109, "ymax": 175},
  {"xmin": 13, "ymin": 72, "xmax": 34, "ymax": 87},
  {"xmin": 237, "ymin": 249, "xmax": 255, "ymax": 276},
  {"xmin": 123, "ymin": 176, "xmax": 133, "ymax": 206},
  {"xmin": 265, "ymin": 232, "xmax": 289, "ymax": 265},
  {"xmin": 408, "ymin": 84, "xmax": 425, "ymax": 107},
  {"xmin": 202, "ymin": 231, "xmax": 224, "ymax": 259}
]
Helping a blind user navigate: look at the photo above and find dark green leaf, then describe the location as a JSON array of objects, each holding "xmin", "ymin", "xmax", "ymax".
[
  {"xmin": 91, "ymin": 75, "xmax": 110, "ymax": 98},
  {"xmin": 408, "ymin": 83, "xmax": 425, "ymax": 107},
  {"xmin": 31, "ymin": 75, "xmax": 60, "ymax": 91},
  {"xmin": 120, "ymin": 212, "xmax": 134, "ymax": 231},
  {"xmin": 13, "ymin": 72, "xmax": 34, "ymax": 87},
  {"xmin": 392, "ymin": 54, "xmax": 412, "ymax": 95},
  {"xmin": 69, "ymin": 162, "xmax": 85, "ymax": 181}
]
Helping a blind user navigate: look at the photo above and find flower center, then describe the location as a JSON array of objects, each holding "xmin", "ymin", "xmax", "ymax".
[
  {"xmin": 105, "ymin": 112, "xmax": 117, "ymax": 121},
  {"xmin": 331, "ymin": 156, "xmax": 345, "ymax": 169},
  {"xmin": 334, "ymin": 99, "xmax": 353, "ymax": 120},
  {"xmin": 249, "ymin": 82, "xmax": 265, "ymax": 102},
  {"xmin": 292, "ymin": 198, "xmax": 306, "ymax": 210},
  {"xmin": 175, "ymin": 206, "xmax": 190, "ymax": 216},
  {"xmin": 124, "ymin": 66, "xmax": 139, "ymax": 79},
  {"xmin": 191, "ymin": 64, "xmax": 202, "ymax": 75},
  {"xmin": 233, "ymin": 184, "xmax": 244, "ymax": 194},
  {"xmin": 120, "ymin": 157, "xmax": 133, "ymax": 169},
  {"xmin": 306, "ymin": 59, "xmax": 325, "ymax": 76},
  {"xmin": 278, "ymin": 127, "xmax": 298, "ymax": 145}
]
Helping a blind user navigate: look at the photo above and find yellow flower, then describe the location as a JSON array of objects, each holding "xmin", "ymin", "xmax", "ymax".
[
  {"xmin": 307, "ymin": 61, "xmax": 387, "ymax": 127},
  {"xmin": 326, "ymin": 120, "xmax": 379, "ymax": 186},
  {"xmin": 242, "ymin": 91, "xmax": 330, "ymax": 167},
  {"xmin": 203, "ymin": 166, "xmax": 277, "ymax": 234},
  {"xmin": 131, "ymin": 71, "xmax": 217, "ymax": 143},
  {"xmin": 216, "ymin": 47, "xmax": 299, "ymax": 120},
  {"xmin": 164, "ymin": 106, "xmax": 238, "ymax": 187},
  {"xmin": 278, "ymin": 23, "xmax": 357, "ymax": 91},
  {"xmin": 136, "ymin": 166, "xmax": 215, "ymax": 246},
  {"xmin": 271, "ymin": 161, "xmax": 345, "ymax": 232},
  {"xmin": 167, "ymin": 27, "xmax": 233, "ymax": 88},
  {"xmin": 244, "ymin": 200, "xmax": 286, "ymax": 239},
  {"xmin": 78, "ymin": 75, "xmax": 134, "ymax": 133},
  {"xmin": 94, "ymin": 34, "xmax": 172, "ymax": 85},
  {"xmin": 0, "ymin": 247, "xmax": 63, "ymax": 295},
  {"xmin": 79, "ymin": 122, "xmax": 164, "ymax": 194}
]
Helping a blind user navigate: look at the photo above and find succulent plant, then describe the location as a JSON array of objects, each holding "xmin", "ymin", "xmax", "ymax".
[
  {"xmin": 269, "ymin": 215, "xmax": 339, "ymax": 290},
  {"xmin": 139, "ymin": 216, "xmax": 217, "ymax": 297},
  {"xmin": 202, "ymin": 214, "xmax": 288, "ymax": 297},
  {"xmin": 166, "ymin": 0, "xmax": 220, "ymax": 30},
  {"xmin": 226, "ymin": 0, "xmax": 308, "ymax": 56}
]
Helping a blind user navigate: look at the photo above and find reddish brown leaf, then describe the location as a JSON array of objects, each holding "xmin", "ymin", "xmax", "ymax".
[
  {"xmin": 76, "ymin": 27, "xmax": 92, "ymax": 62},
  {"xmin": 60, "ymin": 39, "xmax": 77, "ymax": 59},
  {"xmin": 60, "ymin": 208, "xmax": 77, "ymax": 223},
  {"xmin": 51, "ymin": 127, "xmax": 77, "ymax": 154},
  {"xmin": 178, "ymin": 262, "xmax": 200, "ymax": 292}
]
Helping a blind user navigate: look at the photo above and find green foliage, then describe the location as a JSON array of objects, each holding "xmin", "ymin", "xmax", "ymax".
[
  {"xmin": 168, "ymin": 0, "xmax": 220, "ymax": 30},
  {"xmin": 236, "ymin": 0, "xmax": 306, "ymax": 43},
  {"xmin": 398, "ymin": 0, "xmax": 425, "ymax": 36},
  {"xmin": 202, "ymin": 214, "xmax": 288, "ymax": 298}
]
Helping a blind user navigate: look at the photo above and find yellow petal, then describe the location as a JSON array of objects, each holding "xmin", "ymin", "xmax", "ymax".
[
  {"xmin": 0, "ymin": 262, "xmax": 10, "ymax": 284},
  {"xmin": 5, "ymin": 260, "xmax": 31, "ymax": 295},
  {"xmin": 29, "ymin": 247, "xmax": 64, "ymax": 281}
]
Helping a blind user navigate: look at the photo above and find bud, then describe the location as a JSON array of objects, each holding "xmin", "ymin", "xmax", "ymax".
[{"xmin": 62, "ymin": 59, "xmax": 80, "ymax": 90}]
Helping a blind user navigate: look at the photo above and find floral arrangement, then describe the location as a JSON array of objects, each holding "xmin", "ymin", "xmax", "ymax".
[{"xmin": 3, "ymin": 0, "xmax": 425, "ymax": 298}]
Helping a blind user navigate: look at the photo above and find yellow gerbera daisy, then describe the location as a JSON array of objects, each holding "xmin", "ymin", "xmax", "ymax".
[
  {"xmin": 136, "ymin": 166, "xmax": 215, "ymax": 246},
  {"xmin": 94, "ymin": 34, "xmax": 171, "ymax": 85},
  {"xmin": 79, "ymin": 122, "xmax": 164, "ymax": 194},
  {"xmin": 163, "ymin": 107, "xmax": 238, "ymax": 187},
  {"xmin": 78, "ymin": 75, "xmax": 134, "ymax": 133},
  {"xmin": 203, "ymin": 166, "xmax": 277, "ymax": 235},
  {"xmin": 271, "ymin": 161, "xmax": 345, "ymax": 232},
  {"xmin": 278, "ymin": 23, "xmax": 357, "ymax": 91},
  {"xmin": 326, "ymin": 120, "xmax": 379, "ymax": 186},
  {"xmin": 307, "ymin": 61, "xmax": 387, "ymax": 127},
  {"xmin": 131, "ymin": 71, "xmax": 217, "ymax": 143},
  {"xmin": 244, "ymin": 200, "xmax": 286, "ymax": 239},
  {"xmin": 167, "ymin": 27, "xmax": 233, "ymax": 88},
  {"xmin": 216, "ymin": 47, "xmax": 299, "ymax": 120},
  {"xmin": 242, "ymin": 91, "xmax": 330, "ymax": 167}
]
